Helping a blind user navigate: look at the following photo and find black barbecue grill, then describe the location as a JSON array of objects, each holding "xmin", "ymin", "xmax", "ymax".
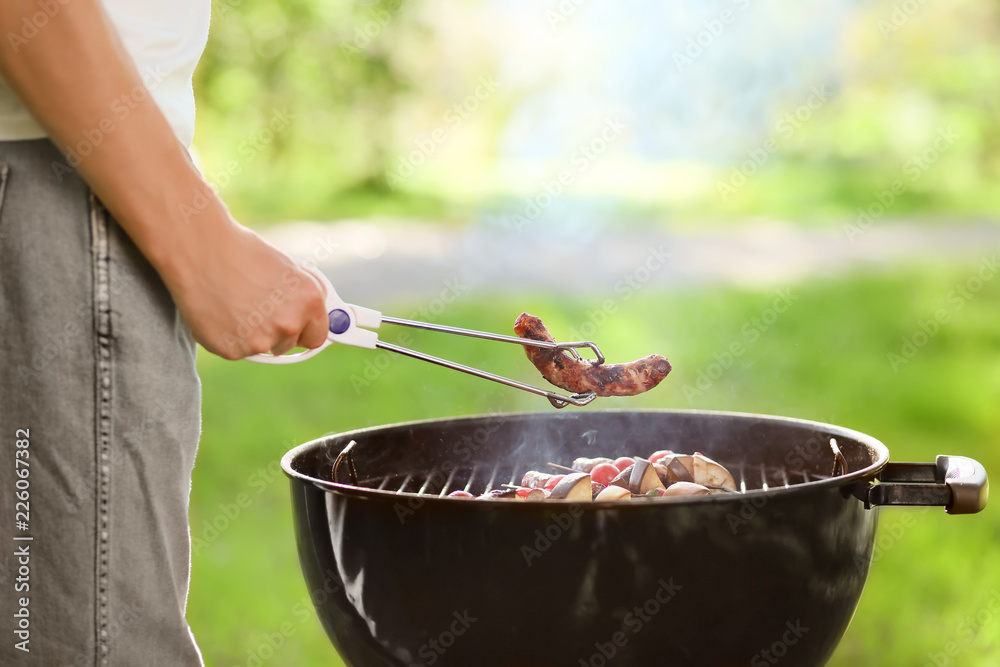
[{"xmin": 281, "ymin": 409, "xmax": 988, "ymax": 667}]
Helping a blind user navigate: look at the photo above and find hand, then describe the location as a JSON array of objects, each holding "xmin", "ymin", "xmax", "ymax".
[{"xmin": 160, "ymin": 220, "xmax": 330, "ymax": 360}]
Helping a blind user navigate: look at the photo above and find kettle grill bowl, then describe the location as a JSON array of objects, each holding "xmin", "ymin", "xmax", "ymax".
[{"xmin": 283, "ymin": 410, "xmax": 891, "ymax": 667}]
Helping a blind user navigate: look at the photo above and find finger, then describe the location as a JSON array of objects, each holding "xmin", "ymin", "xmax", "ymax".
[
  {"xmin": 269, "ymin": 333, "xmax": 302, "ymax": 357},
  {"xmin": 294, "ymin": 270, "xmax": 331, "ymax": 350},
  {"xmin": 296, "ymin": 308, "xmax": 330, "ymax": 350},
  {"xmin": 300, "ymin": 266, "xmax": 327, "ymax": 296}
]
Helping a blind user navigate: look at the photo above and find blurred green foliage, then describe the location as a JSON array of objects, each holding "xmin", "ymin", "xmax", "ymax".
[
  {"xmin": 189, "ymin": 261, "xmax": 1000, "ymax": 666},
  {"xmin": 713, "ymin": 0, "xmax": 1000, "ymax": 221},
  {"xmin": 194, "ymin": 0, "xmax": 447, "ymax": 222},
  {"xmin": 192, "ymin": 0, "xmax": 1000, "ymax": 226}
]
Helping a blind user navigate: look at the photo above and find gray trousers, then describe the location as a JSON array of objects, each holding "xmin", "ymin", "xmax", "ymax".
[{"xmin": 0, "ymin": 139, "xmax": 204, "ymax": 666}]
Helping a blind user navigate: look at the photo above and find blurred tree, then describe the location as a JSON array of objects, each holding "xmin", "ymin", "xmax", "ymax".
[
  {"xmin": 193, "ymin": 0, "xmax": 1000, "ymax": 225},
  {"xmin": 193, "ymin": 0, "xmax": 439, "ymax": 221},
  {"xmin": 712, "ymin": 0, "xmax": 1000, "ymax": 219}
]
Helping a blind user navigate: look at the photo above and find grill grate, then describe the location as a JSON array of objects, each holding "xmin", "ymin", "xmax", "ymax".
[
  {"xmin": 342, "ymin": 459, "xmax": 834, "ymax": 499},
  {"xmin": 321, "ymin": 416, "xmax": 859, "ymax": 502}
]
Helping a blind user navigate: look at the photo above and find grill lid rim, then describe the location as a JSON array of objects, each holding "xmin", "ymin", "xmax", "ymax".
[{"xmin": 280, "ymin": 409, "xmax": 891, "ymax": 505}]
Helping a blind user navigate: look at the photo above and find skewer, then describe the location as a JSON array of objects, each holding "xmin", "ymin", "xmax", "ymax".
[
  {"xmin": 333, "ymin": 440, "xmax": 359, "ymax": 485},
  {"xmin": 546, "ymin": 462, "xmax": 576, "ymax": 472},
  {"xmin": 830, "ymin": 438, "xmax": 849, "ymax": 477}
]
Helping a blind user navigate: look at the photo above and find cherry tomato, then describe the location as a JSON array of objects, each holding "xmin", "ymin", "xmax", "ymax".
[
  {"xmin": 447, "ymin": 490, "xmax": 474, "ymax": 498},
  {"xmin": 543, "ymin": 474, "xmax": 564, "ymax": 491},
  {"xmin": 649, "ymin": 450, "xmax": 674, "ymax": 464},
  {"xmin": 590, "ymin": 463, "xmax": 621, "ymax": 486},
  {"xmin": 613, "ymin": 457, "xmax": 635, "ymax": 472}
]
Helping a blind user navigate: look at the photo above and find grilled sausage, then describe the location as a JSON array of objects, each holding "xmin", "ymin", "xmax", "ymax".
[{"xmin": 514, "ymin": 313, "xmax": 672, "ymax": 397}]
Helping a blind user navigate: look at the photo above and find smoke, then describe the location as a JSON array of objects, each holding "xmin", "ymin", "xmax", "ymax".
[{"xmin": 488, "ymin": 0, "xmax": 856, "ymax": 165}]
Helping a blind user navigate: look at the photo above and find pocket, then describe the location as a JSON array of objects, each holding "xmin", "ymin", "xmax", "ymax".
[{"xmin": 0, "ymin": 161, "xmax": 9, "ymax": 245}]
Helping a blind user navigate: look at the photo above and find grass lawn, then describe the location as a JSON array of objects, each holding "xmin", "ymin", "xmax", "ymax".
[{"xmin": 188, "ymin": 258, "xmax": 1000, "ymax": 666}]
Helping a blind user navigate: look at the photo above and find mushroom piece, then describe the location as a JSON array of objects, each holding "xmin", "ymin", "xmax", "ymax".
[
  {"xmin": 628, "ymin": 458, "xmax": 666, "ymax": 495},
  {"xmin": 661, "ymin": 481, "xmax": 711, "ymax": 497},
  {"xmin": 548, "ymin": 472, "xmax": 593, "ymax": 501},
  {"xmin": 609, "ymin": 465, "xmax": 634, "ymax": 489},
  {"xmin": 595, "ymin": 485, "xmax": 632, "ymax": 501},
  {"xmin": 655, "ymin": 455, "xmax": 695, "ymax": 485},
  {"xmin": 671, "ymin": 454, "xmax": 696, "ymax": 477},
  {"xmin": 692, "ymin": 453, "xmax": 737, "ymax": 491},
  {"xmin": 652, "ymin": 463, "xmax": 671, "ymax": 487}
]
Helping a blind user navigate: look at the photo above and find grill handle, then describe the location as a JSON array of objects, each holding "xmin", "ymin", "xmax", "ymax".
[{"xmin": 866, "ymin": 455, "xmax": 988, "ymax": 514}]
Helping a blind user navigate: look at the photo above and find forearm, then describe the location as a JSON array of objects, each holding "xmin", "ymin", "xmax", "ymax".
[
  {"xmin": 0, "ymin": 0, "xmax": 329, "ymax": 359},
  {"xmin": 0, "ymin": 0, "xmax": 226, "ymax": 280}
]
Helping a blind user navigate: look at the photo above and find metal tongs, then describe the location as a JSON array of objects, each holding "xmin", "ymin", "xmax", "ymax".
[{"xmin": 247, "ymin": 263, "xmax": 603, "ymax": 408}]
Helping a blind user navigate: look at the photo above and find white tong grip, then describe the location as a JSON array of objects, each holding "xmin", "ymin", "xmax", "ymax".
[
  {"xmin": 246, "ymin": 262, "xmax": 381, "ymax": 364},
  {"xmin": 330, "ymin": 304, "xmax": 381, "ymax": 349}
]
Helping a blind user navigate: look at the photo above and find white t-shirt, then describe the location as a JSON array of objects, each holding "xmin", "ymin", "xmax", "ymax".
[{"xmin": 0, "ymin": 0, "xmax": 211, "ymax": 147}]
